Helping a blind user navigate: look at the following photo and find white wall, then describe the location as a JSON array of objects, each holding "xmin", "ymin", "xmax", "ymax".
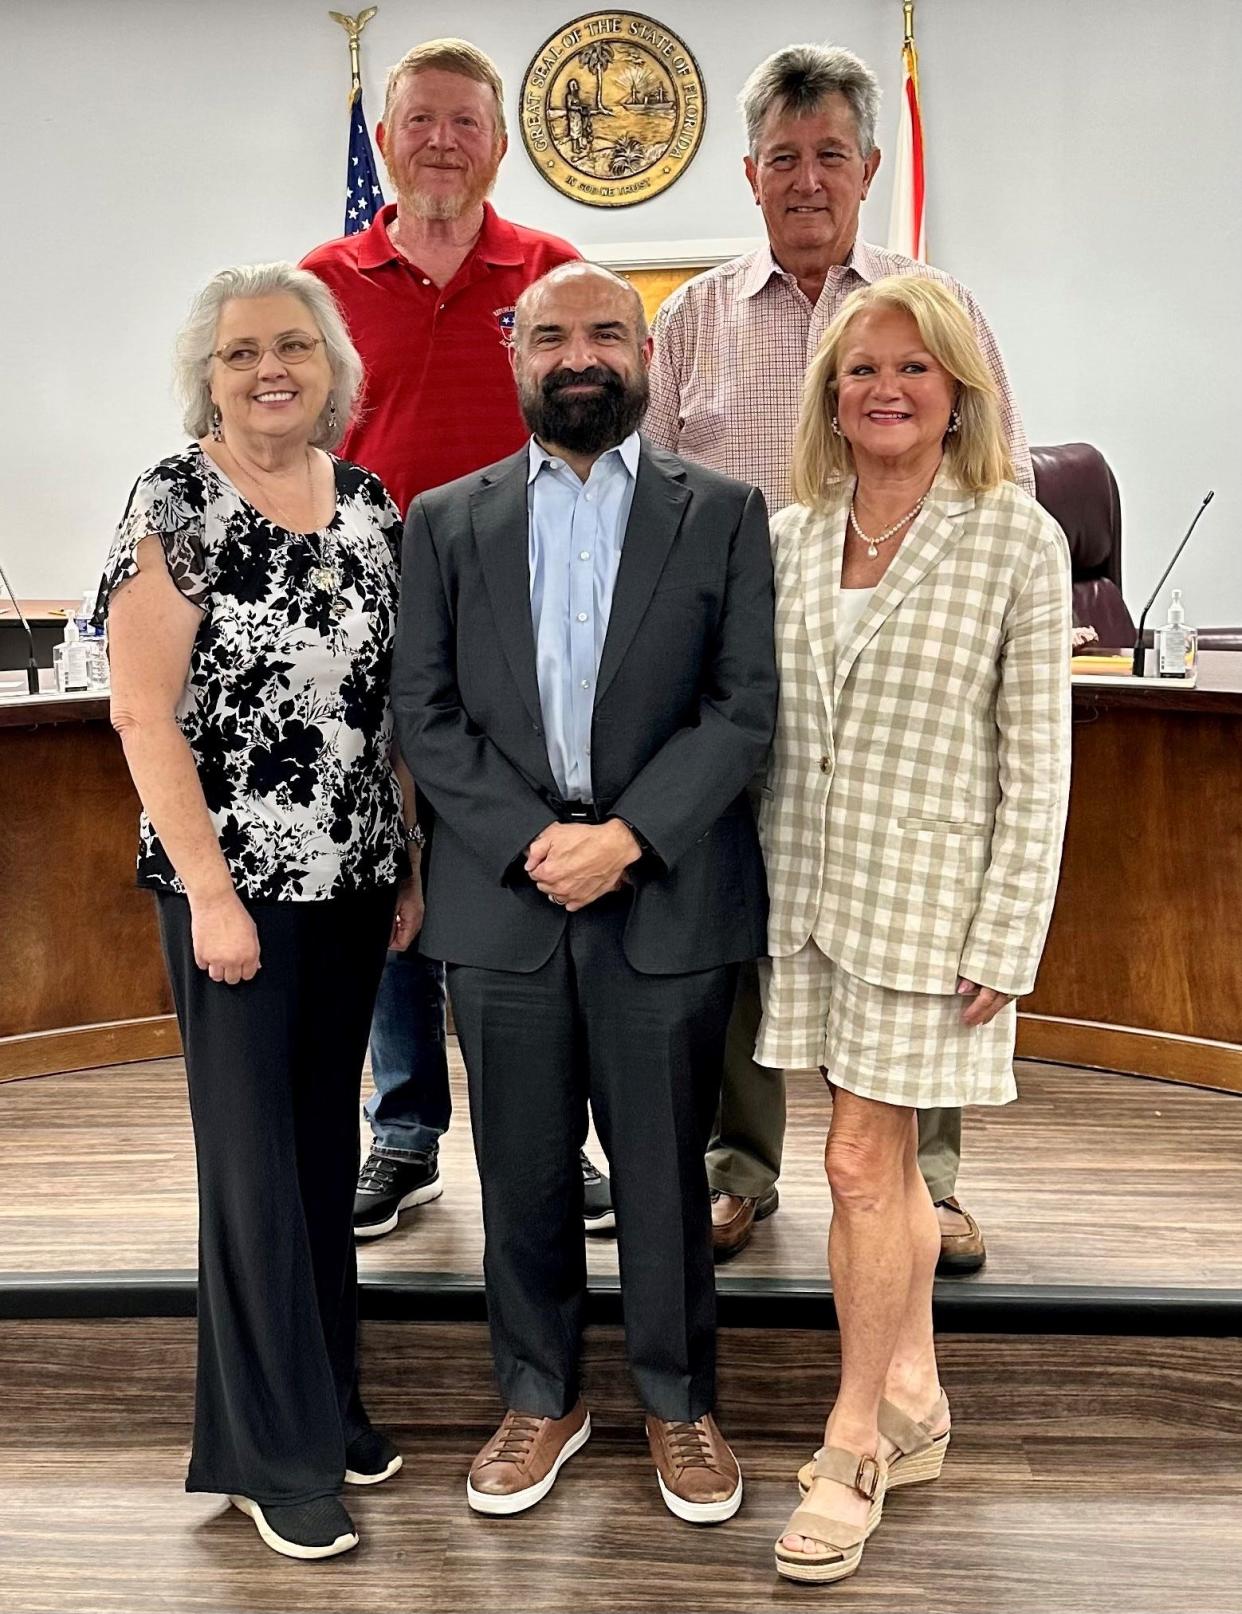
[{"xmin": 2, "ymin": 0, "xmax": 1239, "ymax": 619}]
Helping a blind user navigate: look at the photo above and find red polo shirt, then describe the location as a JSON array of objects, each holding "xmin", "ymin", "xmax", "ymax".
[{"xmin": 301, "ymin": 203, "xmax": 579, "ymax": 513}]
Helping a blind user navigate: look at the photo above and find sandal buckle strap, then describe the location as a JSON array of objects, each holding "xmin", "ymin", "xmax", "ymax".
[{"xmin": 854, "ymin": 1454, "xmax": 881, "ymax": 1501}]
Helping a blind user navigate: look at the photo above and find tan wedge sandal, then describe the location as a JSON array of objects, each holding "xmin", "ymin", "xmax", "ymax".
[
  {"xmin": 774, "ymin": 1447, "xmax": 887, "ymax": 1585},
  {"xmin": 797, "ymin": 1392, "xmax": 950, "ymax": 1497}
]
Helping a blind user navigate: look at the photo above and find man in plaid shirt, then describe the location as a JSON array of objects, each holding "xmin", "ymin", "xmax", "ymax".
[{"xmin": 646, "ymin": 43, "xmax": 1035, "ymax": 1271}]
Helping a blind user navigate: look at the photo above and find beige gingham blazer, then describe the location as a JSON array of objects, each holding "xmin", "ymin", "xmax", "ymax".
[{"xmin": 761, "ymin": 468, "xmax": 1072, "ymax": 997}]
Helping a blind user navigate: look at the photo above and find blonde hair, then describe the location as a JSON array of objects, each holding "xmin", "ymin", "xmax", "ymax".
[
  {"xmin": 382, "ymin": 38, "xmax": 506, "ymax": 139},
  {"xmin": 790, "ymin": 276, "xmax": 1013, "ymax": 507}
]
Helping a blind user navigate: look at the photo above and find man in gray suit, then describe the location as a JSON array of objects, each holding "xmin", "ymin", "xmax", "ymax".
[{"xmin": 392, "ymin": 262, "xmax": 776, "ymax": 1522}]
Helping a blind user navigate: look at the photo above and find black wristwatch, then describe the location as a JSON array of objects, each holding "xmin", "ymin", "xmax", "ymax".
[{"xmin": 614, "ymin": 817, "xmax": 652, "ymax": 857}]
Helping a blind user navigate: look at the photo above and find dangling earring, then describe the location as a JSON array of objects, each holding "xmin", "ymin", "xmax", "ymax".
[
  {"xmin": 328, "ymin": 397, "xmax": 338, "ymax": 432},
  {"xmin": 830, "ymin": 415, "xmax": 842, "ymax": 436},
  {"xmin": 210, "ymin": 405, "xmax": 223, "ymax": 442},
  {"xmin": 947, "ymin": 408, "xmax": 961, "ymax": 435}
]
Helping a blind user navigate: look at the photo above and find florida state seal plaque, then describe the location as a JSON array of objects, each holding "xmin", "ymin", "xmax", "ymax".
[{"xmin": 520, "ymin": 12, "xmax": 706, "ymax": 207}]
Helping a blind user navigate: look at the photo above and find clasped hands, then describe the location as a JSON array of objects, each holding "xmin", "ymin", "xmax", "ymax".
[{"xmin": 525, "ymin": 819, "xmax": 642, "ymax": 912}]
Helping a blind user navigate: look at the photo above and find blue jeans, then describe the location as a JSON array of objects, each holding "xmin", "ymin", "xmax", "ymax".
[{"xmin": 364, "ymin": 947, "xmax": 450, "ymax": 1155}]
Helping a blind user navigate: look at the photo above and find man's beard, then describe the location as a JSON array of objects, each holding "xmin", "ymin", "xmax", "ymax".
[
  {"xmin": 519, "ymin": 365, "xmax": 649, "ymax": 455},
  {"xmin": 390, "ymin": 157, "xmax": 500, "ymax": 221}
]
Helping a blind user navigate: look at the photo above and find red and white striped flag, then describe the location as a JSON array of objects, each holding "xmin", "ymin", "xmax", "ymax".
[{"xmin": 887, "ymin": 3, "xmax": 927, "ymax": 262}]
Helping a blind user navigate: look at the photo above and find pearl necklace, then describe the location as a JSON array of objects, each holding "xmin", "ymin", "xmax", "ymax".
[{"xmin": 849, "ymin": 494, "xmax": 927, "ymax": 558}]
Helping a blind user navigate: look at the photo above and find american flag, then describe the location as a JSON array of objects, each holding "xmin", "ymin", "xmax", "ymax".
[{"xmin": 344, "ymin": 88, "xmax": 384, "ymax": 234}]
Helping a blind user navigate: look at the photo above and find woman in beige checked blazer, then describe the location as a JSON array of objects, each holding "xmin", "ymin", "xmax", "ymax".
[{"xmin": 760, "ymin": 277, "xmax": 1071, "ymax": 1584}]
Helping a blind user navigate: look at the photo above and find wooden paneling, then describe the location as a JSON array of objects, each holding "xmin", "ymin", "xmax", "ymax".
[
  {"xmin": 0, "ymin": 1016, "xmax": 181, "ymax": 1084},
  {"xmin": 618, "ymin": 265, "xmax": 706, "ymax": 324},
  {"xmin": 0, "ymin": 717, "xmax": 173, "ymax": 1043},
  {"xmin": 1018, "ymin": 1016, "xmax": 1242, "ymax": 1093},
  {"xmin": 1022, "ymin": 668, "xmax": 1242, "ymax": 1080},
  {"xmin": 3, "ymin": 1054, "xmax": 1241, "ymax": 1290},
  {"xmin": 0, "ymin": 1320, "xmax": 1239, "ymax": 1614}
]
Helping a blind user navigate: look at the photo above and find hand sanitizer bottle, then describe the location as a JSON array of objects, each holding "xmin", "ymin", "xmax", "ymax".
[
  {"xmin": 1156, "ymin": 589, "xmax": 1197, "ymax": 680},
  {"xmin": 77, "ymin": 589, "xmax": 109, "ymax": 691},
  {"xmin": 54, "ymin": 618, "xmax": 89, "ymax": 692}
]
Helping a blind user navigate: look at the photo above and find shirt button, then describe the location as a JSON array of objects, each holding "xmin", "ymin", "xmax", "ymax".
[
  {"xmin": 820, "ymin": 756, "xmax": 832, "ymax": 773},
  {"xmin": 577, "ymin": 612, "xmax": 589, "ymax": 623},
  {"xmin": 579, "ymin": 551, "xmax": 590, "ymax": 561}
]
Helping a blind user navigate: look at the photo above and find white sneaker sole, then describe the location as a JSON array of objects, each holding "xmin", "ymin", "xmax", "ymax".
[
  {"xmin": 344, "ymin": 1452, "xmax": 403, "ymax": 1486},
  {"xmin": 655, "ymin": 1464, "xmax": 743, "ymax": 1525},
  {"xmin": 354, "ymin": 1179, "xmax": 443, "ymax": 1240},
  {"xmin": 228, "ymin": 1495, "xmax": 358, "ymax": 1559},
  {"xmin": 583, "ymin": 1209, "xmax": 616, "ymax": 1233},
  {"xmin": 466, "ymin": 1412, "xmax": 592, "ymax": 1516}
]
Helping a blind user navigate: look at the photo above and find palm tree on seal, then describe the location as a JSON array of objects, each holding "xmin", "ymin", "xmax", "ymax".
[{"xmin": 578, "ymin": 42, "xmax": 616, "ymax": 113}]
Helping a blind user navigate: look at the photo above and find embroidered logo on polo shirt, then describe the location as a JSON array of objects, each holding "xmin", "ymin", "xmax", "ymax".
[{"xmin": 494, "ymin": 305, "xmax": 517, "ymax": 343}]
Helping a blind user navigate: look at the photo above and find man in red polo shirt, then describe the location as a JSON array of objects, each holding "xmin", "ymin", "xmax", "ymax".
[{"xmin": 301, "ymin": 39, "xmax": 609, "ymax": 1241}]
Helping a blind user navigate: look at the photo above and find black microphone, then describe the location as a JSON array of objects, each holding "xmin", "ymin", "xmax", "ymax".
[
  {"xmin": 0, "ymin": 558, "xmax": 41, "ymax": 695},
  {"xmin": 1131, "ymin": 490, "xmax": 1214, "ymax": 675}
]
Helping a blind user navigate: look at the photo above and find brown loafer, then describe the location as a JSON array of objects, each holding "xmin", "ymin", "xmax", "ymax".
[
  {"xmin": 935, "ymin": 1196, "xmax": 986, "ymax": 1274},
  {"xmin": 466, "ymin": 1401, "xmax": 590, "ymax": 1515},
  {"xmin": 711, "ymin": 1184, "xmax": 779, "ymax": 1262},
  {"xmin": 645, "ymin": 1412, "xmax": 742, "ymax": 1523}
]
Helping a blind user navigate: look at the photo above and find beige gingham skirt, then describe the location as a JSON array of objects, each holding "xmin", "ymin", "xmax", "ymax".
[{"xmin": 756, "ymin": 940, "xmax": 1018, "ymax": 1108}]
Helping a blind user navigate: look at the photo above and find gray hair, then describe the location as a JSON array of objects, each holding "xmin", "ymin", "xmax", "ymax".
[
  {"xmin": 739, "ymin": 44, "xmax": 881, "ymax": 157},
  {"xmin": 174, "ymin": 262, "xmax": 363, "ymax": 450}
]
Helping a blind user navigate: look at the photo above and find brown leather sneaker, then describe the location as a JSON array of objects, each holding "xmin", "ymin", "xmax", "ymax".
[
  {"xmin": 466, "ymin": 1402, "xmax": 591, "ymax": 1515},
  {"xmin": 645, "ymin": 1413, "xmax": 743, "ymax": 1523},
  {"xmin": 711, "ymin": 1184, "xmax": 779, "ymax": 1262},
  {"xmin": 935, "ymin": 1197, "xmax": 986, "ymax": 1274}
]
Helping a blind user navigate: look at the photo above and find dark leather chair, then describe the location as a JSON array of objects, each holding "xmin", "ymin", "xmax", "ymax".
[{"xmin": 1030, "ymin": 442, "xmax": 1135, "ymax": 646}]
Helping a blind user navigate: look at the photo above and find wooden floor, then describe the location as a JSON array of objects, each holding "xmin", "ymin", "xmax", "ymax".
[
  {"xmin": 2, "ymin": 1320, "xmax": 1240, "ymax": 1614},
  {"xmin": 2, "ymin": 1051, "xmax": 1241, "ymax": 1288}
]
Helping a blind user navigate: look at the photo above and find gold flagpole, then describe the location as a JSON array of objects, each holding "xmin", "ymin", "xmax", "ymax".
[
  {"xmin": 329, "ymin": 7, "xmax": 378, "ymax": 105},
  {"xmin": 902, "ymin": 0, "xmax": 915, "ymax": 47}
]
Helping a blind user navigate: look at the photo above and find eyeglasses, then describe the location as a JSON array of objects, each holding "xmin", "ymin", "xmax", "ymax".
[{"xmin": 213, "ymin": 333, "xmax": 325, "ymax": 371}]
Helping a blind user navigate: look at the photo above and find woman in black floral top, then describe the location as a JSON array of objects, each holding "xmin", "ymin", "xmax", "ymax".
[{"xmin": 97, "ymin": 262, "xmax": 421, "ymax": 1562}]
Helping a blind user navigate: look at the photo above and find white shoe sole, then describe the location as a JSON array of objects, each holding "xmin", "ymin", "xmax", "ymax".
[
  {"xmin": 583, "ymin": 1209, "xmax": 616, "ymax": 1233},
  {"xmin": 655, "ymin": 1464, "xmax": 743, "ymax": 1525},
  {"xmin": 228, "ymin": 1495, "xmax": 358, "ymax": 1560},
  {"xmin": 354, "ymin": 1179, "xmax": 443, "ymax": 1240},
  {"xmin": 466, "ymin": 1412, "xmax": 592, "ymax": 1516},
  {"xmin": 344, "ymin": 1452, "xmax": 403, "ymax": 1486}
]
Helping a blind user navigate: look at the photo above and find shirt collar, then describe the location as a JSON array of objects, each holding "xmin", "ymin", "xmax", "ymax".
[
  {"xmin": 527, "ymin": 430, "xmax": 642, "ymax": 485},
  {"xmin": 735, "ymin": 237, "xmax": 873, "ymax": 300},
  {"xmin": 357, "ymin": 201, "xmax": 524, "ymax": 271}
]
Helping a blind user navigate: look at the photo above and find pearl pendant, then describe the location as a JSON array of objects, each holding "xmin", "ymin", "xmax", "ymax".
[{"xmin": 867, "ymin": 543, "xmax": 879, "ymax": 558}]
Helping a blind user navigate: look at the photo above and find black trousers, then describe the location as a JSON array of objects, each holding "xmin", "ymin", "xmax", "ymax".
[
  {"xmin": 448, "ymin": 891, "xmax": 737, "ymax": 1423},
  {"xmin": 157, "ymin": 885, "xmax": 394, "ymax": 1505}
]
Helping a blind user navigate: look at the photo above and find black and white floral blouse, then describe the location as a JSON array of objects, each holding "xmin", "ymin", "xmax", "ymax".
[{"xmin": 96, "ymin": 445, "xmax": 406, "ymax": 901}]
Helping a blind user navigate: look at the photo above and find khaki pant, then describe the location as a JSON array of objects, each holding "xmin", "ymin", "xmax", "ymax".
[{"xmin": 705, "ymin": 958, "xmax": 962, "ymax": 1202}]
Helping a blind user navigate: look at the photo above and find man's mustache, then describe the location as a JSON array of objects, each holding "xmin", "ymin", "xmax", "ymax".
[{"xmin": 542, "ymin": 367, "xmax": 622, "ymax": 397}]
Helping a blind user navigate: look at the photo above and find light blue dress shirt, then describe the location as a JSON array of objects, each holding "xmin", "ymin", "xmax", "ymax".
[{"xmin": 527, "ymin": 431, "xmax": 641, "ymax": 802}]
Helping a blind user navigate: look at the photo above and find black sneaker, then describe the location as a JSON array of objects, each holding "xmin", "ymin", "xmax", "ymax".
[
  {"xmin": 228, "ymin": 1494, "xmax": 358, "ymax": 1560},
  {"xmin": 353, "ymin": 1145, "xmax": 442, "ymax": 1239},
  {"xmin": 581, "ymin": 1150, "xmax": 615, "ymax": 1233},
  {"xmin": 345, "ymin": 1428, "xmax": 403, "ymax": 1485}
]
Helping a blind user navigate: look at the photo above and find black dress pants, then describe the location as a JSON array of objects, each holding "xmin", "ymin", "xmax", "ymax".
[
  {"xmin": 448, "ymin": 891, "xmax": 737, "ymax": 1423},
  {"xmin": 157, "ymin": 885, "xmax": 394, "ymax": 1505}
]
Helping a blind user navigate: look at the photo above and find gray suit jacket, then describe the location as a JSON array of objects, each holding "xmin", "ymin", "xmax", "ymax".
[{"xmin": 392, "ymin": 438, "xmax": 777, "ymax": 974}]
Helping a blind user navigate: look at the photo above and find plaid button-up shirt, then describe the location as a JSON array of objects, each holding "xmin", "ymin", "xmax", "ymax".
[{"xmin": 645, "ymin": 238, "xmax": 1033, "ymax": 511}]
